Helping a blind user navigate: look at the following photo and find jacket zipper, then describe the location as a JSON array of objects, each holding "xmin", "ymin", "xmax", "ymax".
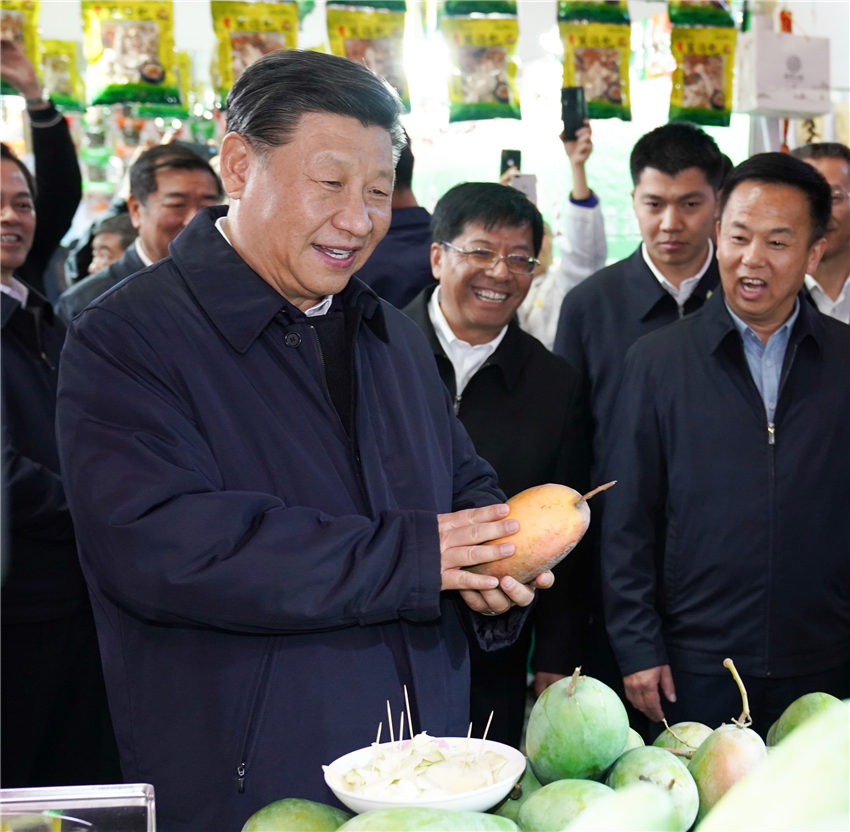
[
  {"xmin": 235, "ymin": 639, "xmax": 276, "ymax": 794},
  {"xmin": 762, "ymin": 340, "xmax": 798, "ymax": 675},
  {"xmin": 306, "ymin": 323, "xmax": 370, "ymax": 512}
]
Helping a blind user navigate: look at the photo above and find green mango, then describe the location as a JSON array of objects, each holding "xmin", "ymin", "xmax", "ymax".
[
  {"xmin": 525, "ymin": 670, "xmax": 629, "ymax": 783},
  {"xmin": 564, "ymin": 782, "xmax": 680, "ymax": 831},
  {"xmin": 653, "ymin": 721, "xmax": 713, "ymax": 763},
  {"xmin": 241, "ymin": 797, "xmax": 351, "ymax": 831},
  {"xmin": 517, "ymin": 778, "xmax": 613, "ymax": 832},
  {"xmin": 696, "ymin": 699, "xmax": 849, "ymax": 831},
  {"xmin": 605, "ymin": 746, "xmax": 698, "ymax": 831},
  {"xmin": 766, "ymin": 691, "xmax": 842, "ymax": 746},
  {"xmin": 337, "ymin": 807, "xmax": 517, "ymax": 830}
]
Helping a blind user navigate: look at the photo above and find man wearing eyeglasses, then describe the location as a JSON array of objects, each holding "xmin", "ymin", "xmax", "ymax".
[
  {"xmin": 403, "ymin": 181, "xmax": 592, "ymax": 748},
  {"xmin": 790, "ymin": 141, "xmax": 850, "ymax": 324}
]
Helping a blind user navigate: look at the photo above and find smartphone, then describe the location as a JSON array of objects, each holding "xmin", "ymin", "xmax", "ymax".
[
  {"xmin": 500, "ymin": 149, "xmax": 522, "ymax": 176},
  {"xmin": 561, "ymin": 87, "xmax": 587, "ymax": 141},
  {"xmin": 508, "ymin": 173, "xmax": 538, "ymax": 204}
]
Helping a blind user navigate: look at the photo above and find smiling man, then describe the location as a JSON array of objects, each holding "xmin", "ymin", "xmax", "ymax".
[
  {"xmin": 601, "ymin": 152, "xmax": 850, "ymax": 740},
  {"xmin": 55, "ymin": 142, "xmax": 223, "ymax": 321},
  {"xmin": 403, "ymin": 182, "xmax": 592, "ymax": 748},
  {"xmin": 55, "ymin": 51, "xmax": 551, "ymax": 832}
]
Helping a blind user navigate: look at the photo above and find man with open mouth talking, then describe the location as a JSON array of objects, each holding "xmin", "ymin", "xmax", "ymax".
[{"xmin": 601, "ymin": 152, "xmax": 850, "ymax": 741}]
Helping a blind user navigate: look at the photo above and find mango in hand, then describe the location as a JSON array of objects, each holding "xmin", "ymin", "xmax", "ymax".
[{"xmin": 468, "ymin": 481, "xmax": 615, "ymax": 584}]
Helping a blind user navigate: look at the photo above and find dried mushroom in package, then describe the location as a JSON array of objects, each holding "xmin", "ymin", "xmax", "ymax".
[
  {"xmin": 81, "ymin": 0, "xmax": 180, "ymax": 106},
  {"xmin": 559, "ymin": 0, "xmax": 631, "ymax": 121},
  {"xmin": 41, "ymin": 40, "xmax": 87, "ymax": 111},
  {"xmin": 327, "ymin": 1, "xmax": 409, "ymax": 112},
  {"xmin": 669, "ymin": 25, "xmax": 736, "ymax": 126},
  {"xmin": 439, "ymin": 0, "xmax": 521, "ymax": 123},
  {"xmin": 1, "ymin": 0, "xmax": 40, "ymax": 97},
  {"xmin": 210, "ymin": 0, "xmax": 298, "ymax": 104}
]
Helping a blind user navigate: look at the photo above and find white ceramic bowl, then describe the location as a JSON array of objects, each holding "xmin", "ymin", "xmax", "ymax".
[{"xmin": 323, "ymin": 737, "xmax": 526, "ymax": 815}]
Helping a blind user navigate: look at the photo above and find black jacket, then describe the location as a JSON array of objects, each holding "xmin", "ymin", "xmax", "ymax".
[
  {"xmin": 1, "ymin": 288, "xmax": 86, "ymax": 620},
  {"xmin": 404, "ymin": 285, "xmax": 593, "ymax": 672},
  {"xmin": 602, "ymin": 290, "xmax": 850, "ymax": 679},
  {"xmin": 554, "ymin": 246, "xmax": 719, "ymax": 474},
  {"xmin": 18, "ymin": 102, "xmax": 82, "ymax": 297},
  {"xmin": 55, "ymin": 244, "xmax": 144, "ymax": 323}
]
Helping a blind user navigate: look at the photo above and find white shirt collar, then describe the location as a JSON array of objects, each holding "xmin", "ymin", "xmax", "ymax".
[
  {"xmin": 0, "ymin": 276, "xmax": 29, "ymax": 306},
  {"xmin": 427, "ymin": 286, "xmax": 507, "ymax": 396},
  {"xmin": 134, "ymin": 236, "xmax": 155, "ymax": 268},
  {"xmin": 804, "ymin": 272, "xmax": 850, "ymax": 325},
  {"xmin": 642, "ymin": 238, "xmax": 714, "ymax": 307},
  {"xmin": 214, "ymin": 216, "xmax": 333, "ymax": 317}
]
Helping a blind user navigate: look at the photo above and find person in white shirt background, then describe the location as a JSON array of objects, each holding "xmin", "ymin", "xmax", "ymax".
[{"xmin": 790, "ymin": 141, "xmax": 850, "ymax": 325}]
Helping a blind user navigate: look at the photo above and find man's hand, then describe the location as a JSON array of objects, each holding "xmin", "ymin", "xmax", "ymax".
[
  {"xmin": 438, "ymin": 503, "xmax": 553, "ymax": 614},
  {"xmin": 533, "ymin": 671, "xmax": 567, "ymax": 698},
  {"xmin": 623, "ymin": 665, "xmax": 676, "ymax": 723},
  {"xmin": 0, "ymin": 39, "xmax": 42, "ymax": 101},
  {"xmin": 563, "ymin": 123, "xmax": 593, "ymax": 166}
]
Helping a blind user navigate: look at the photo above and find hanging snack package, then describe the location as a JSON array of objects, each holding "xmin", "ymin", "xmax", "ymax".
[
  {"xmin": 40, "ymin": 40, "xmax": 87, "ymax": 111},
  {"xmin": 81, "ymin": 0, "xmax": 179, "ymax": 106},
  {"xmin": 326, "ymin": 1, "xmax": 409, "ymax": 112},
  {"xmin": 439, "ymin": 1, "xmax": 521, "ymax": 123},
  {"xmin": 559, "ymin": 0, "xmax": 631, "ymax": 121},
  {"xmin": 669, "ymin": 25, "xmax": 735, "ymax": 126},
  {"xmin": 1, "ymin": 0, "xmax": 40, "ymax": 97},
  {"xmin": 210, "ymin": 1, "xmax": 298, "ymax": 103},
  {"xmin": 668, "ymin": 0, "xmax": 734, "ymax": 28}
]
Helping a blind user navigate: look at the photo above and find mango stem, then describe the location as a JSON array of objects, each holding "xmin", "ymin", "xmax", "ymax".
[
  {"xmin": 578, "ymin": 481, "xmax": 617, "ymax": 503},
  {"xmin": 661, "ymin": 718, "xmax": 700, "ymax": 751},
  {"xmin": 723, "ymin": 657, "xmax": 753, "ymax": 729},
  {"xmin": 566, "ymin": 666, "xmax": 582, "ymax": 697}
]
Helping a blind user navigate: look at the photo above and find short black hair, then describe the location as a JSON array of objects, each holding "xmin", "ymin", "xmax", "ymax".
[
  {"xmin": 1, "ymin": 142, "xmax": 36, "ymax": 200},
  {"xmin": 129, "ymin": 142, "xmax": 223, "ymax": 205},
  {"xmin": 789, "ymin": 141, "xmax": 850, "ymax": 168},
  {"xmin": 719, "ymin": 152, "xmax": 832, "ymax": 244},
  {"xmin": 93, "ymin": 211, "xmax": 137, "ymax": 249},
  {"xmin": 225, "ymin": 49, "xmax": 406, "ymax": 164},
  {"xmin": 431, "ymin": 182, "xmax": 544, "ymax": 256},
  {"xmin": 395, "ymin": 129, "xmax": 414, "ymax": 191},
  {"xmin": 630, "ymin": 122, "xmax": 725, "ymax": 190}
]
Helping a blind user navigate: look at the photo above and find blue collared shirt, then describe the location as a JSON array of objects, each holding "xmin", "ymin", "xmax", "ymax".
[{"xmin": 726, "ymin": 298, "xmax": 800, "ymax": 422}]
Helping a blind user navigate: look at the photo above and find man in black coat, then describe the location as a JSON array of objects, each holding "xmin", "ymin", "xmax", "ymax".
[
  {"xmin": 1, "ymin": 141, "xmax": 120, "ymax": 787},
  {"xmin": 404, "ymin": 182, "xmax": 593, "ymax": 747},
  {"xmin": 55, "ymin": 142, "xmax": 222, "ymax": 322},
  {"xmin": 602, "ymin": 153, "xmax": 850, "ymax": 736},
  {"xmin": 551, "ymin": 123, "xmax": 726, "ymax": 725}
]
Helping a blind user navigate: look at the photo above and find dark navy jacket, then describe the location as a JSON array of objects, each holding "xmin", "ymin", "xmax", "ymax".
[
  {"xmin": 56, "ymin": 206, "xmax": 513, "ymax": 831},
  {"xmin": 553, "ymin": 246, "xmax": 719, "ymax": 475},
  {"xmin": 55, "ymin": 244, "xmax": 145, "ymax": 323},
  {"xmin": 353, "ymin": 206, "xmax": 433, "ymax": 308},
  {"xmin": 2, "ymin": 289, "xmax": 85, "ymax": 619},
  {"xmin": 601, "ymin": 290, "xmax": 850, "ymax": 680}
]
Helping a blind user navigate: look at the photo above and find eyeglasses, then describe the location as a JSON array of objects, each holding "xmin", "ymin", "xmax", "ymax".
[
  {"xmin": 440, "ymin": 241, "xmax": 540, "ymax": 276},
  {"xmin": 831, "ymin": 187, "xmax": 850, "ymax": 205}
]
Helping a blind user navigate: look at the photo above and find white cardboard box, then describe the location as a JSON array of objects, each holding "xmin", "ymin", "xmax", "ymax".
[{"xmin": 735, "ymin": 29, "xmax": 831, "ymax": 118}]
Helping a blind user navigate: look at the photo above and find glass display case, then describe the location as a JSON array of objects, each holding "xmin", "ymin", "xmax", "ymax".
[{"xmin": 0, "ymin": 783, "xmax": 154, "ymax": 832}]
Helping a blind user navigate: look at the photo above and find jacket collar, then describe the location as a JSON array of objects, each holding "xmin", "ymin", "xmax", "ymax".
[
  {"xmin": 701, "ymin": 287, "xmax": 825, "ymax": 355},
  {"xmin": 405, "ymin": 284, "xmax": 528, "ymax": 392},
  {"xmin": 1, "ymin": 280, "xmax": 52, "ymax": 328},
  {"xmin": 169, "ymin": 206, "xmax": 387, "ymax": 354},
  {"xmin": 623, "ymin": 246, "xmax": 719, "ymax": 321}
]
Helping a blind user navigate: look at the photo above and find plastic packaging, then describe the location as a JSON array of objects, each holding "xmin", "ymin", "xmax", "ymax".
[
  {"xmin": 210, "ymin": 0, "xmax": 297, "ymax": 103},
  {"xmin": 0, "ymin": 0, "xmax": 40, "ymax": 97},
  {"xmin": 81, "ymin": 0, "xmax": 180, "ymax": 106},
  {"xmin": 669, "ymin": 25, "xmax": 736, "ymax": 126},
  {"xmin": 326, "ymin": 2, "xmax": 409, "ymax": 111},
  {"xmin": 439, "ymin": 1, "xmax": 521, "ymax": 123}
]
